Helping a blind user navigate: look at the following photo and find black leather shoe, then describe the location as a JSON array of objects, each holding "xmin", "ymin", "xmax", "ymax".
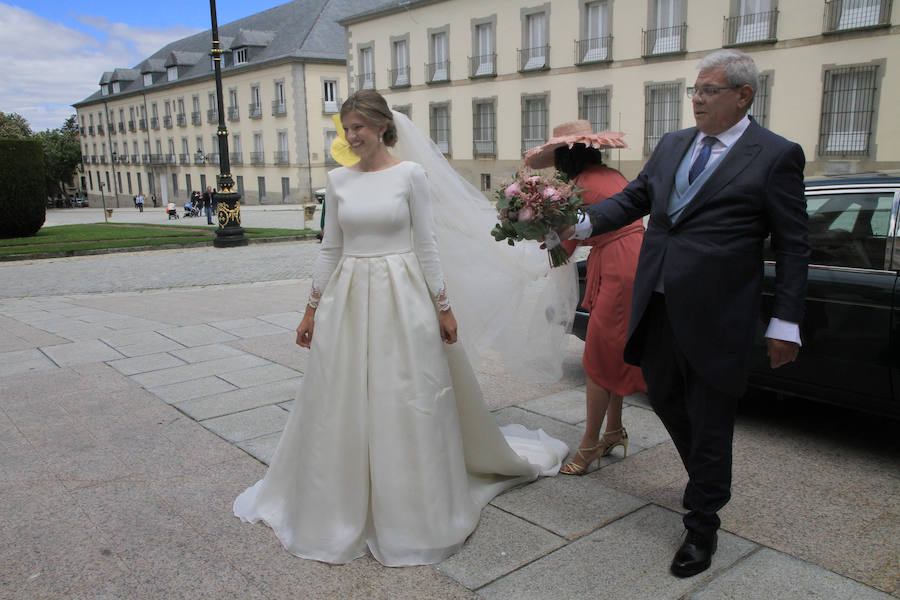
[{"xmin": 670, "ymin": 530, "xmax": 717, "ymax": 578}]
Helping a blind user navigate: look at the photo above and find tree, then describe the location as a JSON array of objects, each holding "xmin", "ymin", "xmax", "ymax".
[
  {"xmin": 0, "ymin": 138, "xmax": 46, "ymax": 237},
  {"xmin": 0, "ymin": 112, "xmax": 33, "ymax": 138},
  {"xmin": 34, "ymin": 115, "xmax": 83, "ymax": 197}
]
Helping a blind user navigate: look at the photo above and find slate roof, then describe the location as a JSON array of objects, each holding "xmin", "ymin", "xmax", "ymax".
[{"xmin": 75, "ymin": 0, "xmax": 381, "ymax": 106}]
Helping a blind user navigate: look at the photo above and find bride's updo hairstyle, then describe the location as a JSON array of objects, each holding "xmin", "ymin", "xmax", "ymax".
[{"xmin": 340, "ymin": 90, "xmax": 398, "ymax": 147}]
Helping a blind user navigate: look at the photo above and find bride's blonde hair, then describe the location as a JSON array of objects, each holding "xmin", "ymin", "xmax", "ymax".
[{"xmin": 340, "ymin": 90, "xmax": 398, "ymax": 147}]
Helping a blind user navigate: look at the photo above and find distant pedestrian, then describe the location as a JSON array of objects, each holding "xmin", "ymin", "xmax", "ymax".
[
  {"xmin": 151, "ymin": 194, "xmax": 158, "ymax": 208},
  {"xmin": 203, "ymin": 186, "xmax": 216, "ymax": 225},
  {"xmin": 135, "ymin": 194, "xmax": 144, "ymax": 213}
]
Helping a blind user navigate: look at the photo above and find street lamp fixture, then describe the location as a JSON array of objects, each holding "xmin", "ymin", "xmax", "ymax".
[
  {"xmin": 99, "ymin": 180, "xmax": 108, "ymax": 223},
  {"xmin": 209, "ymin": 0, "xmax": 248, "ymax": 247}
]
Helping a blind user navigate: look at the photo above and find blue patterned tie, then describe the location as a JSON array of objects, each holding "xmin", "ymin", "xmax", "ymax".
[{"xmin": 688, "ymin": 136, "xmax": 718, "ymax": 184}]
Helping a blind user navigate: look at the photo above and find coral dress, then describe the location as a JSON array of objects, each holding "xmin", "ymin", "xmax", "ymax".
[
  {"xmin": 563, "ymin": 164, "xmax": 647, "ymax": 396},
  {"xmin": 234, "ymin": 161, "xmax": 567, "ymax": 566}
]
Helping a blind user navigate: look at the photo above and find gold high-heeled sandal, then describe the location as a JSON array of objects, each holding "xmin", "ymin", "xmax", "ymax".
[
  {"xmin": 558, "ymin": 428, "xmax": 629, "ymax": 476},
  {"xmin": 599, "ymin": 427, "xmax": 628, "ymax": 458},
  {"xmin": 559, "ymin": 442, "xmax": 603, "ymax": 476}
]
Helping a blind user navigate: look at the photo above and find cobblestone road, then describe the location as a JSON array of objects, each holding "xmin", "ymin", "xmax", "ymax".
[{"xmin": 0, "ymin": 241, "xmax": 320, "ymax": 298}]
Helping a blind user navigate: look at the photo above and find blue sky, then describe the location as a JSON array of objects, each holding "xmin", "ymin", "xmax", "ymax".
[{"xmin": 1, "ymin": 0, "xmax": 287, "ymax": 131}]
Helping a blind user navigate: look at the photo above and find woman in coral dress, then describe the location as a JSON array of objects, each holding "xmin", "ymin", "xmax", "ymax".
[{"xmin": 527, "ymin": 121, "xmax": 647, "ymax": 475}]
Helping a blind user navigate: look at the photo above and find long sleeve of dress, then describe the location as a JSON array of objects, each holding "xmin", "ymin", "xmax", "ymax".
[
  {"xmin": 407, "ymin": 164, "xmax": 450, "ymax": 311},
  {"xmin": 308, "ymin": 173, "xmax": 343, "ymax": 308}
]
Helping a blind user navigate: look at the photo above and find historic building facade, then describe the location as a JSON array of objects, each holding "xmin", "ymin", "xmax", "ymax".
[
  {"xmin": 340, "ymin": 0, "xmax": 899, "ymax": 190},
  {"xmin": 74, "ymin": 0, "xmax": 379, "ymax": 207}
]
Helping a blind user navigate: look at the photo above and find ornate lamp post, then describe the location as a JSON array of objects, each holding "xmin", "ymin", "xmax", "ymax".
[{"xmin": 209, "ymin": 0, "xmax": 248, "ymax": 247}]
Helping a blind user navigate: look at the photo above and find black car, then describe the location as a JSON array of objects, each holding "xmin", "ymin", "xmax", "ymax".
[{"xmin": 573, "ymin": 173, "xmax": 900, "ymax": 418}]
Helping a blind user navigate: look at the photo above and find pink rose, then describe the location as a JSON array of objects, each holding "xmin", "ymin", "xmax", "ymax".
[
  {"xmin": 504, "ymin": 182, "xmax": 521, "ymax": 200},
  {"xmin": 518, "ymin": 206, "xmax": 534, "ymax": 222},
  {"xmin": 542, "ymin": 187, "xmax": 559, "ymax": 201}
]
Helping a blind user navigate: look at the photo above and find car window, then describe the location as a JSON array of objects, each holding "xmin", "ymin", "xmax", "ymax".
[{"xmin": 764, "ymin": 191, "xmax": 895, "ymax": 269}]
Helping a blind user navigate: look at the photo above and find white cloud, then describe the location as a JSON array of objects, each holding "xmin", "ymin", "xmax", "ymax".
[{"xmin": 0, "ymin": 4, "xmax": 201, "ymax": 131}]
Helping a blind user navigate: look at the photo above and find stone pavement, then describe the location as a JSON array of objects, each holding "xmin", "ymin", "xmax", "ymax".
[{"xmin": 0, "ymin": 241, "xmax": 897, "ymax": 599}]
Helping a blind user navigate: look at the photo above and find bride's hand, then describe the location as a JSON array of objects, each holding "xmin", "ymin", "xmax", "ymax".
[
  {"xmin": 438, "ymin": 308, "xmax": 457, "ymax": 344},
  {"xmin": 296, "ymin": 307, "xmax": 316, "ymax": 348}
]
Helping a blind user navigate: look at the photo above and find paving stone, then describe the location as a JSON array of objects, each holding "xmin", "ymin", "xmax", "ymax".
[
  {"xmin": 236, "ymin": 431, "xmax": 282, "ymax": 465},
  {"xmin": 491, "ymin": 473, "xmax": 647, "ymax": 540},
  {"xmin": 169, "ymin": 342, "xmax": 248, "ymax": 363},
  {"xmin": 130, "ymin": 354, "xmax": 270, "ymax": 388},
  {"xmin": 691, "ymin": 548, "xmax": 896, "ymax": 599},
  {"xmin": 519, "ymin": 387, "xmax": 586, "ymax": 424},
  {"xmin": 0, "ymin": 349, "xmax": 58, "ymax": 377},
  {"xmin": 39, "ymin": 340, "xmax": 125, "ymax": 366},
  {"xmin": 99, "ymin": 330, "xmax": 186, "ymax": 356},
  {"xmin": 106, "ymin": 352, "xmax": 187, "ymax": 376},
  {"xmin": 624, "ymin": 391, "xmax": 652, "ymax": 410},
  {"xmin": 620, "ymin": 404, "xmax": 671, "ymax": 450},
  {"xmin": 218, "ymin": 363, "xmax": 302, "ymax": 389},
  {"xmin": 174, "ymin": 377, "xmax": 301, "ymax": 420},
  {"xmin": 157, "ymin": 324, "xmax": 240, "ymax": 347},
  {"xmin": 150, "ymin": 375, "xmax": 238, "ymax": 404},
  {"xmin": 479, "ymin": 505, "xmax": 757, "ymax": 600},
  {"xmin": 258, "ymin": 311, "xmax": 304, "ymax": 329},
  {"xmin": 437, "ymin": 505, "xmax": 566, "ymax": 590},
  {"xmin": 211, "ymin": 318, "xmax": 291, "ymax": 339},
  {"xmin": 202, "ymin": 405, "xmax": 289, "ymax": 443}
]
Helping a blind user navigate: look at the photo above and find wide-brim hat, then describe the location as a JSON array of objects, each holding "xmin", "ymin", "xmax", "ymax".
[{"xmin": 524, "ymin": 120, "xmax": 627, "ymax": 169}]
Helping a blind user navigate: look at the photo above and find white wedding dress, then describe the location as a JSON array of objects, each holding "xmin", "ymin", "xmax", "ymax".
[{"xmin": 233, "ymin": 161, "xmax": 568, "ymax": 566}]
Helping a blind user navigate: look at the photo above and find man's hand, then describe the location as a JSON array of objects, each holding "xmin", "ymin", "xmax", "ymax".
[{"xmin": 766, "ymin": 338, "xmax": 799, "ymax": 369}]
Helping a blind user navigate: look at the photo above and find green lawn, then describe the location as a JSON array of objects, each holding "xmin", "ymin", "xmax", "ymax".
[{"xmin": 0, "ymin": 223, "xmax": 312, "ymax": 259}]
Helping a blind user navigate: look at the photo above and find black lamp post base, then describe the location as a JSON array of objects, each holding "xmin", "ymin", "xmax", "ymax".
[{"xmin": 213, "ymin": 190, "xmax": 249, "ymax": 247}]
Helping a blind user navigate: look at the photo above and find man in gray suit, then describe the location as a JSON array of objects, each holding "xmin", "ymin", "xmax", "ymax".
[{"xmin": 559, "ymin": 49, "xmax": 808, "ymax": 577}]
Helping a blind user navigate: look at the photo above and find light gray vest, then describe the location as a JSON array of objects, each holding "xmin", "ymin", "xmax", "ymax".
[{"xmin": 655, "ymin": 140, "xmax": 732, "ymax": 293}]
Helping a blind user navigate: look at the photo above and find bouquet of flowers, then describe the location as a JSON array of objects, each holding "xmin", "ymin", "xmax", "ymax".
[{"xmin": 491, "ymin": 170, "xmax": 583, "ymax": 267}]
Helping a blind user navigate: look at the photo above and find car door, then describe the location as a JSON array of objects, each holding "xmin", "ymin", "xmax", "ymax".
[{"xmin": 752, "ymin": 186, "xmax": 900, "ymax": 417}]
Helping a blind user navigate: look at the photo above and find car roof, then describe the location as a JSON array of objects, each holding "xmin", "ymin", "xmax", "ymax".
[{"xmin": 805, "ymin": 172, "xmax": 900, "ymax": 188}]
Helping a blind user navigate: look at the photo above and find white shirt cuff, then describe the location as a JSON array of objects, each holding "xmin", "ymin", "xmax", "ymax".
[
  {"xmin": 573, "ymin": 212, "xmax": 592, "ymax": 240},
  {"xmin": 765, "ymin": 318, "xmax": 802, "ymax": 346}
]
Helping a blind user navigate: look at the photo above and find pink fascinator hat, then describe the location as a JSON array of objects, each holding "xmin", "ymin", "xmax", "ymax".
[{"xmin": 524, "ymin": 120, "xmax": 627, "ymax": 169}]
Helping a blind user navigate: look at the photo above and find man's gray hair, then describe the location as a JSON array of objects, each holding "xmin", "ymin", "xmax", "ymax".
[{"xmin": 698, "ymin": 49, "xmax": 759, "ymax": 105}]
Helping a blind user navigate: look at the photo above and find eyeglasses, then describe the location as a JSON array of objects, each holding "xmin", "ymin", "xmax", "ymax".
[{"xmin": 686, "ymin": 85, "xmax": 740, "ymax": 99}]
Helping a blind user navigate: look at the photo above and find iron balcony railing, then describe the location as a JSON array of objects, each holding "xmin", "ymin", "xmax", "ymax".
[
  {"xmin": 88, "ymin": 126, "xmax": 95, "ymax": 136},
  {"xmin": 356, "ymin": 73, "xmax": 375, "ymax": 91},
  {"xmin": 89, "ymin": 155, "xmax": 97, "ymax": 163},
  {"xmin": 468, "ymin": 54, "xmax": 497, "ymax": 78},
  {"xmin": 166, "ymin": 154, "xmax": 177, "ymax": 164},
  {"xmin": 207, "ymin": 153, "xmax": 220, "ymax": 165},
  {"xmin": 128, "ymin": 120, "xmax": 135, "ymax": 132},
  {"xmin": 99, "ymin": 155, "xmax": 107, "ymax": 164},
  {"xmin": 194, "ymin": 153, "xmax": 206, "ymax": 165},
  {"xmin": 228, "ymin": 106, "xmax": 240, "ymax": 121},
  {"xmin": 139, "ymin": 119, "xmax": 148, "ymax": 131},
  {"xmin": 824, "ymin": 0, "xmax": 892, "ymax": 32},
  {"xmin": 274, "ymin": 151, "xmax": 289, "ymax": 165},
  {"xmin": 131, "ymin": 154, "xmax": 140, "ymax": 164},
  {"xmin": 473, "ymin": 139, "xmax": 495, "ymax": 157},
  {"xmin": 322, "ymin": 97, "xmax": 342, "ymax": 114},
  {"xmin": 179, "ymin": 154, "xmax": 190, "ymax": 165},
  {"xmin": 272, "ymin": 100, "xmax": 287, "ymax": 116},
  {"xmin": 97, "ymin": 124, "xmax": 105, "ymax": 135},
  {"xmin": 163, "ymin": 116, "xmax": 172, "ymax": 128},
  {"xmin": 642, "ymin": 24, "xmax": 687, "ymax": 56},
  {"xmin": 229, "ymin": 152, "xmax": 243, "ymax": 165},
  {"xmin": 150, "ymin": 117, "xmax": 159, "ymax": 130},
  {"xmin": 206, "ymin": 109, "xmax": 218, "ymax": 123},
  {"xmin": 191, "ymin": 111, "xmax": 202, "ymax": 125},
  {"xmin": 518, "ymin": 45, "xmax": 549, "ymax": 71},
  {"xmin": 142, "ymin": 153, "xmax": 151, "ymax": 163},
  {"xmin": 724, "ymin": 10, "xmax": 778, "ymax": 46},
  {"xmin": 389, "ymin": 66, "xmax": 411, "ymax": 87},
  {"xmin": 575, "ymin": 36, "xmax": 613, "ymax": 64},
  {"xmin": 176, "ymin": 114, "xmax": 187, "ymax": 127},
  {"xmin": 426, "ymin": 61, "xmax": 450, "ymax": 83},
  {"xmin": 250, "ymin": 151, "xmax": 264, "ymax": 165},
  {"xmin": 117, "ymin": 122, "xmax": 125, "ymax": 133},
  {"xmin": 248, "ymin": 103, "xmax": 262, "ymax": 119}
]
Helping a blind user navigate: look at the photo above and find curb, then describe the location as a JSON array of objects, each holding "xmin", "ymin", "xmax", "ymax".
[{"xmin": 0, "ymin": 234, "xmax": 317, "ymax": 262}]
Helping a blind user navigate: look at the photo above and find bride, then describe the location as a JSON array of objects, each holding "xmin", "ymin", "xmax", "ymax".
[{"xmin": 233, "ymin": 90, "xmax": 577, "ymax": 566}]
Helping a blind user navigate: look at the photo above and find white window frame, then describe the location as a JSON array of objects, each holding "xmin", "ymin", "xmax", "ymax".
[
  {"xmin": 474, "ymin": 22, "xmax": 495, "ymax": 76},
  {"xmin": 583, "ymin": 1, "xmax": 610, "ymax": 62},
  {"xmin": 523, "ymin": 12, "xmax": 547, "ymax": 70},
  {"xmin": 167, "ymin": 66, "xmax": 178, "ymax": 81},
  {"xmin": 393, "ymin": 39, "xmax": 410, "ymax": 86}
]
